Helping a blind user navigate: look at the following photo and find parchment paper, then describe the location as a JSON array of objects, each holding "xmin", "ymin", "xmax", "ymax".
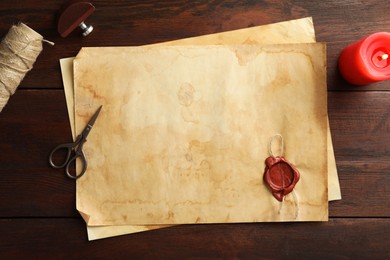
[
  {"xmin": 61, "ymin": 17, "xmax": 340, "ymax": 240},
  {"xmin": 74, "ymin": 42, "xmax": 328, "ymax": 226}
]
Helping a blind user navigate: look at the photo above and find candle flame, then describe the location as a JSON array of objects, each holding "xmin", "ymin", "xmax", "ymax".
[{"xmin": 380, "ymin": 54, "xmax": 388, "ymax": 60}]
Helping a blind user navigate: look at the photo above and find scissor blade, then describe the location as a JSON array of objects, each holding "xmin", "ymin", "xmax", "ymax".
[
  {"xmin": 87, "ymin": 105, "xmax": 102, "ymax": 127},
  {"xmin": 81, "ymin": 105, "xmax": 102, "ymax": 138}
]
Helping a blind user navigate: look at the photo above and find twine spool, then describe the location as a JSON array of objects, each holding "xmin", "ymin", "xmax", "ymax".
[{"xmin": 0, "ymin": 22, "xmax": 53, "ymax": 112}]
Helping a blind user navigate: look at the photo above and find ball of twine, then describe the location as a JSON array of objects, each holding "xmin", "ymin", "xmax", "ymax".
[{"xmin": 0, "ymin": 22, "xmax": 53, "ymax": 112}]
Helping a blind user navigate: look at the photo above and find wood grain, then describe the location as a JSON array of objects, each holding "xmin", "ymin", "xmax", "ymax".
[
  {"xmin": 0, "ymin": 90, "xmax": 76, "ymax": 217},
  {"xmin": 0, "ymin": 0, "xmax": 389, "ymax": 257},
  {"xmin": 0, "ymin": 218, "xmax": 389, "ymax": 259},
  {"xmin": 0, "ymin": 0, "xmax": 388, "ymax": 90},
  {"xmin": 1, "ymin": 90, "xmax": 390, "ymax": 218}
]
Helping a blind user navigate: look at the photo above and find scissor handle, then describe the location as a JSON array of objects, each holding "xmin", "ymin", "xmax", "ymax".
[
  {"xmin": 65, "ymin": 150, "xmax": 88, "ymax": 179},
  {"xmin": 49, "ymin": 142, "xmax": 75, "ymax": 169}
]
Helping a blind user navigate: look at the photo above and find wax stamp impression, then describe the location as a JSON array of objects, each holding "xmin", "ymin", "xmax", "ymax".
[{"xmin": 263, "ymin": 135, "xmax": 300, "ymax": 201}]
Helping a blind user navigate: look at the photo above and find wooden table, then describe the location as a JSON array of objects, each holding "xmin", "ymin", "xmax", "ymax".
[{"xmin": 1, "ymin": 1, "xmax": 389, "ymax": 258}]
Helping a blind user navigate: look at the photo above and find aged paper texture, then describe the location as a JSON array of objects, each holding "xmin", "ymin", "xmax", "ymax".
[
  {"xmin": 61, "ymin": 17, "xmax": 339, "ymax": 239},
  {"xmin": 74, "ymin": 43, "xmax": 328, "ymax": 226}
]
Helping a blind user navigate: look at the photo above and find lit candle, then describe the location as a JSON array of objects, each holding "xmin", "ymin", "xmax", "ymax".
[{"xmin": 338, "ymin": 32, "xmax": 390, "ymax": 85}]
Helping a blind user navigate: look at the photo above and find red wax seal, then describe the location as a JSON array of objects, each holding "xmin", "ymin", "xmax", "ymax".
[{"xmin": 263, "ymin": 156, "xmax": 300, "ymax": 201}]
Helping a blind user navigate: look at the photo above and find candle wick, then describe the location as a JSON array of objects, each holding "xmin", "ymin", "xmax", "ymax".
[{"xmin": 379, "ymin": 54, "xmax": 389, "ymax": 61}]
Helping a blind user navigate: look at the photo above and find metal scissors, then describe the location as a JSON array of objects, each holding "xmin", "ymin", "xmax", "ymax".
[{"xmin": 49, "ymin": 106, "xmax": 102, "ymax": 179}]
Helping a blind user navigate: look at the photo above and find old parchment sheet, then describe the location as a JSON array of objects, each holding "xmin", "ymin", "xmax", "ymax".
[
  {"xmin": 74, "ymin": 42, "xmax": 328, "ymax": 226},
  {"xmin": 61, "ymin": 17, "xmax": 339, "ymax": 240}
]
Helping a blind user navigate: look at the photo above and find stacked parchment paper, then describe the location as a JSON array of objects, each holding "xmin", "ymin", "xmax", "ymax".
[{"xmin": 60, "ymin": 17, "xmax": 341, "ymax": 240}]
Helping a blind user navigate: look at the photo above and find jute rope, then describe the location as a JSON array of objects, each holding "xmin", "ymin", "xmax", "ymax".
[{"xmin": 0, "ymin": 22, "xmax": 53, "ymax": 112}]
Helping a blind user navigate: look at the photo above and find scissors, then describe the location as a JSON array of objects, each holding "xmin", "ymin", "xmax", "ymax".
[{"xmin": 49, "ymin": 106, "xmax": 102, "ymax": 179}]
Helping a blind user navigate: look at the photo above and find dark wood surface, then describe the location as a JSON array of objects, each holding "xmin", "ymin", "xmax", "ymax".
[{"xmin": 0, "ymin": 0, "xmax": 389, "ymax": 258}]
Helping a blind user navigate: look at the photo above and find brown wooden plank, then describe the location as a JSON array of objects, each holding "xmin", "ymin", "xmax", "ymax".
[
  {"xmin": 0, "ymin": 218, "xmax": 389, "ymax": 259},
  {"xmin": 330, "ymin": 162, "xmax": 390, "ymax": 217},
  {"xmin": 0, "ymin": 90, "xmax": 77, "ymax": 217},
  {"xmin": 0, "ymin": 1, "xmax": 388, "ymax": 90},
  {"xmin": 329, "ymin": 91, "xmax": 390, "ymax": 162},
  {"xmin": 328, "ymin": 91, "xmax": 390, "ymax": 216},
  {"xmin": 1, "ymin": 90, "xmax": 390, "ymax": 217},
  {"xmin": 0, "ymin": 0, "xmax": 389, "ymax": 257}
]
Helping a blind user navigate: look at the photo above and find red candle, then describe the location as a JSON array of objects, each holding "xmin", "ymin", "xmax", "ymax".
[{"xmin": 338, "ymin": 32, "xmax": 390, "ymax": 85}]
